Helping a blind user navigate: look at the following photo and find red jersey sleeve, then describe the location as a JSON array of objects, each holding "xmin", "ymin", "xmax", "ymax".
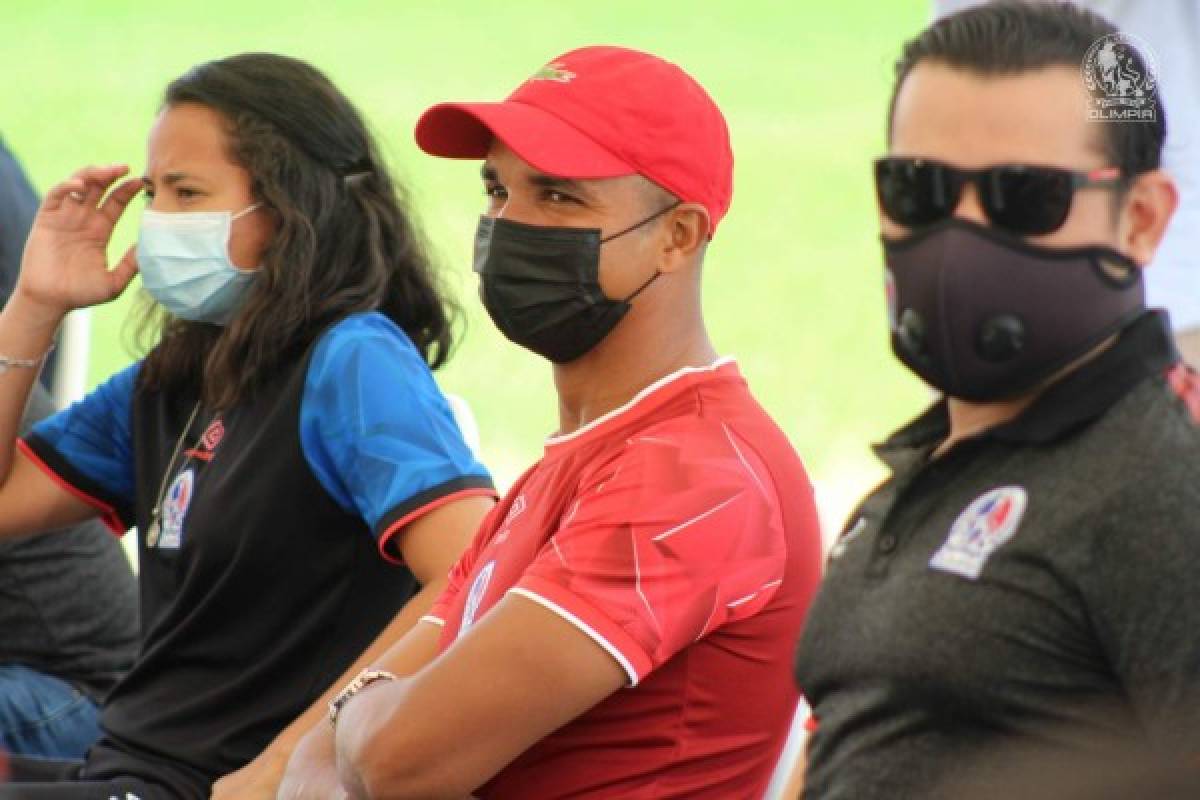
[{"xmin": 512, "ymin": 420, "xmax": 788, "ymax": 685}]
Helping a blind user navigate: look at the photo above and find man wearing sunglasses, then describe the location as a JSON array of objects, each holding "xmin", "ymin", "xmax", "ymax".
[
  {"xmin": 795, "ymin": 2, "xmax": 1200, "ymax": 798},
  {"xmin": 936, "ymin": 1, "xmax": 1200, "ymax": 369}
]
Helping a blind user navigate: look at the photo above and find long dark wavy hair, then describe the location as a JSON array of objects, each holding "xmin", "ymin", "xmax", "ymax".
[{"xmin": 136, "ymin": 53, "xmax": 457, "ymax": 409}]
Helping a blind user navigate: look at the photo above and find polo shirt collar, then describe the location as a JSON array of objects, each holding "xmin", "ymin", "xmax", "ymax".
[{"xmin": 876, "ymin": 310, "xmax": 1177, "ymax": 462}]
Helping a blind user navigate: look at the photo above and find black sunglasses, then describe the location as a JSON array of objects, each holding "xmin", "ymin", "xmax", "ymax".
[{"xmin": 874, "ymin": 157, "xmax": 1125, "ymax": 235}]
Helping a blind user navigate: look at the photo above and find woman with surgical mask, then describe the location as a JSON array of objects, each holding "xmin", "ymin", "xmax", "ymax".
[{"xmin": 0, "ymin": 53, "xmax": 496, "ymax": 800}]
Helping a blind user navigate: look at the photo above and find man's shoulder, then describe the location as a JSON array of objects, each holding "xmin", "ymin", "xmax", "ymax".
[
  {"xmin": 1032, "ymin": 372, "xmax": 1200, "ymax": 539},
  {"xmin": 571, "ymin": 403, "xmax": 804, "ymax": 515},
  {"xmin": 545, "ymin": 360, "xmax": 808, "ymax": 509},
  {"xmin": 1086, "ymin": 370, "xmax": 1200, "ymax": 481}
]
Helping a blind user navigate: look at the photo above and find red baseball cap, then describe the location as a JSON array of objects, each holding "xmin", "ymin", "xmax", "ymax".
[{"xmin": 415, "ymin": 45, "xmax": 734, "ymax": 236}]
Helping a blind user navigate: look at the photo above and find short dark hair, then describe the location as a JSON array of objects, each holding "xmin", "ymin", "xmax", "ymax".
[
  {"xmin": 888, "ymin": 1, "xmax": 1165, "ymax": 177},
  {"xmin": 138, "ymin": 53, "xmax": 458, "ymax": 409}
]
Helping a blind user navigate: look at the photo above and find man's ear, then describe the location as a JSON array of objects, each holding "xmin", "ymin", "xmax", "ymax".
[
  {"xmin": 1118, "ymin": 169, "xmax": 1178, "ymax": 266},
  {"xmin": 658, "ymin": 203, "xmax": 710, "ymax": 274}
]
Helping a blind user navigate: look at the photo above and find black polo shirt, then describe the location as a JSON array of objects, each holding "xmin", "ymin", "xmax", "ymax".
[{"xmin": 795, "ymin": 312, "xmax": 1200, "ymax": 800}]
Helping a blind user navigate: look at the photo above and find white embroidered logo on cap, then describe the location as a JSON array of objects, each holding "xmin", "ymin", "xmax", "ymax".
[
  {"xmin": 530, "ymin": 62, "xmax": 576, "ymax": 83},
  {"xmin": 930, "ymin": 486, "xmax": 1028, "ymax": 580}
]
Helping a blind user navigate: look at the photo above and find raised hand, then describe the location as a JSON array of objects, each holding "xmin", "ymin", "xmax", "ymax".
[{"xmin": 15, "ymin": 164, "xmax": 144, "ymax": 324}]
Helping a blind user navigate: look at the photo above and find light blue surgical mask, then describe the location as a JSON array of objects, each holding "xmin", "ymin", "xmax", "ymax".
[{"xmin": 137, "ymin": 204, "xmax": 262, "ymax": 325}]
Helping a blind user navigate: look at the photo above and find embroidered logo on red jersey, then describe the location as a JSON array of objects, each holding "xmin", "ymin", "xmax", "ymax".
[
  {"xmin": 501, "ymin": 494, "xmax": 527, "ymax": 528},
  {"xmin": 930, "ymin": 486, "xmax": 1028, "ymax": 579},
  {"xmin": 461, "ymin": 560, "xmax": 496, "ymax": 633},
  {"xmin": 495, "ymin": 495, "xmax": 527, "ymax": 545}
]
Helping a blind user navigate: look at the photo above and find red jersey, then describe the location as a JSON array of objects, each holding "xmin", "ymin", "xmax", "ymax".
[{"xmin": 428, "ymin": 359, "xmax": 823, "ymax": 798}]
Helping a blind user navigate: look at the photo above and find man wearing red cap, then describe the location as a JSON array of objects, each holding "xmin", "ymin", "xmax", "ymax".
[{"xmin": 278, "ymin": 45, "xmax": 822, "ymax": 800}]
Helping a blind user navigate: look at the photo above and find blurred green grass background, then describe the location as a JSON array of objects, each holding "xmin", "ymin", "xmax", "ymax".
[{"xmin": 0, "ymin": 0, "xmax": 930, "ymax": 520}]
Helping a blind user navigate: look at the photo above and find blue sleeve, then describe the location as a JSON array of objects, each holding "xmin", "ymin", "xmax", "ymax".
[
  {"xmin": 300, "ymin": 313, "xmax": 495, "ymax": 562},
  {"xmin": 22, "ymin": 362, "xmax": 139, "ymax": 531}
]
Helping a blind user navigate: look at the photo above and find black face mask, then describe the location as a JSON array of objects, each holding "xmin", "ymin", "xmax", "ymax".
[
  {"xmin": 472, "ymin": 204, "xmax": 678, "ymax": 364},
  {"xmin": 882, "ymin": 218, "xmax": 1145, "ymax": 402}
]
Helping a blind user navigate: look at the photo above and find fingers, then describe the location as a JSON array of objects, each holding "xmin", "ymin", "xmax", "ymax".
[
  {"xmin": 42, "ymin": 178, "xmax": 87, "ymax": 212},
  {"xmin": 69, "ymin": 164, "xmax": 130, "ymax": 208},
  {"xmin": 42, "ymin": 164, "xmax": 130, "ymax": 213},
  {"xmin": 70, "ymin": 163, "xmax": 129, "ymax": 190},
  {"xmin": 81, "ymin": 182, "xmax": 104, "ymax": 209},
  {"xmin": 109, "ymin": 244, "xmax": 140, "ymax": 298},
  {"xmin": 98, "ymin": 177, "xmax": 144, "ymax": 225}
]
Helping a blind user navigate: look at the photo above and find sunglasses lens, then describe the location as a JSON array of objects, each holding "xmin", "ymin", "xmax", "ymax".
[
  {"xmin": 875, "ymin": 159, "xmax": 956, "ymax": 227},
  {"xmin": 986, "ymin": 167, "xmax": 1074, "ymax": 235}
]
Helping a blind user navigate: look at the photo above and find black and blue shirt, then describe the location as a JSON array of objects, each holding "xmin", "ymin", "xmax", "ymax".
[{"xmin": 20, "ymin": 311, "xmax": 494, "ymax": 798}]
